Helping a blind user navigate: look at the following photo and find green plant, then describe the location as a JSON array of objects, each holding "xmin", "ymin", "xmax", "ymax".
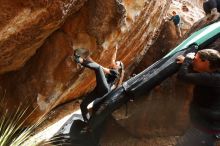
[{"xmin": 0, "ymin": 99, "xmax": 46, "ymax": 146}]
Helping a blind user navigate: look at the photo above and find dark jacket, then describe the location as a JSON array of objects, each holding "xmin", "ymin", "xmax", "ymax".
[
  {"xmin": 203, "ymin": 0, "xmax": 220, "ymax": 14},
  {"xmin": 170, "ymin": 15, "xmax": 180, "ymax": 25},
  {"xmin": 105, "ymin": 69, "xmax": 119, "ymax": 88},
  {"xmin": 178, "ymin": 58, "xmax": 220, "ymax": 132}
]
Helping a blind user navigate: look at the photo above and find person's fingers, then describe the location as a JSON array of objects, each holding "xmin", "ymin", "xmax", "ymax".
[
  {"xmin": 176, "ymin": 56, "xmax": 182, "ymax": 60},
  {"xmin": 176, "ymin": 55, "xmax": 184, "ymax": 64},
  {"xmin": 176, "ymin": 60, "xmax": 182, "ymax": 64},
  {"xmin": 176, "ymin": 58, "xmax": 181, "ymax": 63}
]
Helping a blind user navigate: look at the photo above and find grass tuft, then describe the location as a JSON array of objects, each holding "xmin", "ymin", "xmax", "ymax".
[{"xmin": 0, "ymin": 98, "xmax": 47, "ymax": 146}]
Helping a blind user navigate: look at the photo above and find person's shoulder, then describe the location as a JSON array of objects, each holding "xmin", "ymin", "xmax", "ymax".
[
  {"xmin": 110, "ymin": 69, "xmax": 118, "ymax": 73},
  {"xmin": 110, "ymin": 69, "xmax": 119, "ymax": 76}
]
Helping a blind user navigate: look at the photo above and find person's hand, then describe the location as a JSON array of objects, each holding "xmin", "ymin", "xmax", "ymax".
[
  {"xmin": 115, "ymin": 43, "xmax": 119, "ymax": 50},
  {"xmin": 210, "ymin": 8, "xmax": 220, "ymax": 21},
  {"xmin": 185, "ymin": 52, "xmax": 195, "ymax": 59},
  {"xmin": 163, "ymin": 16, "xmax": 169, "ymax": 22},
  {"xmin": 176, "ymin": 55, "xmax": 185, "ymax": 64}
]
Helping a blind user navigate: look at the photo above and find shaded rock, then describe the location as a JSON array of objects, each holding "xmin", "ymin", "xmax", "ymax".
[
  {"xmin": 0, "ymin": 0, "xmax": 171, "ymax": 124},
  {"xmin": 0, "ymin": 0, "xmax": 87, "ymax": 74},
  {"xmin": 33, "ymin": 1, "xmax": 206, "ymax": 144},
  {"xmin": 101, "ymin": 0, "xmax": 205, "ymax": 141}
]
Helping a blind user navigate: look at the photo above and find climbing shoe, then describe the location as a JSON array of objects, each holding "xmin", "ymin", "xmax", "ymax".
[
  {"xmin": 74, "ymin": 51, "xmax": 82, "ymax": 64},
  {"xmin": 75, "ymin": 48, "xmax": 90, "ymax": 59}
]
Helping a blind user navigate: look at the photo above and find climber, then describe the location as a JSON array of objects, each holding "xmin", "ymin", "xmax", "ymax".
[
  {"xmin": 203, "ymin": 0, "xmax": 220, "ymax": 22},
  {"xmin": 176, "ymin": 48, "xmax": 220, "ymax": 146},
  {"xmin": 73, "ymin": 47, "xmax": 125, "ymax": 123},
  {"xmin": 169, "ymin": 11, "xmax": 182, "ymax": 38}
]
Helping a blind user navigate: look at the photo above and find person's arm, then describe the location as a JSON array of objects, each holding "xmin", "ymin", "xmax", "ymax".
[
  {"xmin": 205, "ymin": 0, "xmax": 220, "ymax": 21},
  {"xmin": 102, "ymin": 66, "xmax": 111, "ymax": 74},
  {"xmin": 102, "ymin": 65, "xmax": 119, "ymax": 76},
  {"xmin": 169, "ymin": 16, "xmax": 174, "ymax": 21},
  {"xmin": 209, "ymin": 0, "xmax": 217, "ymax": 10},
  {"xmin": 111, "ymin": 44, "xmax": 118, "ymax": 65},
  {"xmin": 210, "ymin": 8, "xmax": 220, "ymax": 20},
  {"xmin": 177, "ymin": 57, "xmax": 220, "ymax": 86}
]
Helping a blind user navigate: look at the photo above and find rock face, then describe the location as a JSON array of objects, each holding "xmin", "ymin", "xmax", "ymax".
[
  {"xmin": 0, "ymin": 0, "xmax": 208, "ymax": 143},
  {"xmin": 0, "ymin": 0, "xmax": 87, "ymax": 121},
  {"xmin": 0, "ymin": 0, "xmax": 171, "ymax": 122},
  {"xmin": 0, "ymin": 0, "xmax": 86, "ymax": 74},
  {"xmin": 101, "ymin": 0, "xmax": 205, "ymax": 144}
]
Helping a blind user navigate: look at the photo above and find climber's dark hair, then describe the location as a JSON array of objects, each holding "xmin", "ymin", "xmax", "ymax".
[{"xmin": 198, "ymin": 49, "xmax": 220, "ymax": 70}]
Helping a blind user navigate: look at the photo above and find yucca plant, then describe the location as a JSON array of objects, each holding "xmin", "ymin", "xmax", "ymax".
[{"xmin": 0, "ymin": 97, "xmax": 47, "ymax": 146}]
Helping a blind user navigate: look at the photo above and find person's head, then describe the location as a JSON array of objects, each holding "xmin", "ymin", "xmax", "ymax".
[
  {"xmin": 113, "ymin": 61, "xmax": 124, "ymax": 70},
  {"xmin": 192, "ymin": 49, "xmax": 220, "ymax": 72},
  {"xmin": 172, "ymin": 11, "xmax": 177, "ymax": 16}
]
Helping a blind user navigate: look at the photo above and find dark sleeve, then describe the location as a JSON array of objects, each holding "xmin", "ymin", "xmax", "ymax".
[
  {"xmin": 209, "ymin": 0, "xmax": 218, "ymax": 9},
  {"xmin": 176, "ymin": 15, "xmax": 180, "ymax": 23},
  {"xmin": 109, "ymin": 69, "xmax": 119, "ymax": 78},
  {"xmin": 203, "ymin": 0, "xmax": 217, "ymax": 14},
  {"xmin": 177, "ymin": 58, "xmax": 220, "ymax": 86}
]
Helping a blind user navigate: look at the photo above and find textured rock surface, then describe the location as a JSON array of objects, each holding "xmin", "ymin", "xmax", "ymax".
[
  {"xmin": 0, "ymin": 0, "xmax": 209, "ymax": 144},
  {"xmin": 0, "ymin": 0, "xmax": 171, "ymax": 122},
  {"xmin": 107, "ymin": 0, "xmax": 204, "ymax": 140},
  {"xmin": 0, "ymin": 0, "xmax": 86, "ymax": 74},
  {"xmin": 31, "ymin": 1, "xmax": 205, "ymax": 145},
  {"xmin": 101, "ymin": 0, "xmax": 205, "ymax": 144}
]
